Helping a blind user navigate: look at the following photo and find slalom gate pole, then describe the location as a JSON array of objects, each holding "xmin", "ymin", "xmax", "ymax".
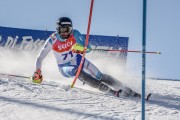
[
  {"xmin": 92, "ymin": 49, "xmax": 161, "ymax": 54},
  {"xmin": 142, "ymin": 0, "xmax": 147, "ymax": 120},
  {"xmin": 0, "ymin": 73, "xmax": 30, "ymax": 79},
  {"xmin": 70, "ymin": 0, "xmax": 94, "ymax": 88}
]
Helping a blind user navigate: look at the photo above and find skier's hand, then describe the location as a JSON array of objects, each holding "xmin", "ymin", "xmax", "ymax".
[
  {"xmin": 71, "ymin": 44, "xmax": 84, "ymax": 54},
  {"xmin": 32, "ymin": 69, "xmax": 43, "ymax": 84}
]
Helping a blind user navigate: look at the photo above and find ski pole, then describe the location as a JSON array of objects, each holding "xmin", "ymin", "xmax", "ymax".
[
  {"xmin": 92, "ymin": 49, "xmax": 161, "ymax": 54},
  {"xmin": 0, "ymin": 73, "xmax": 30, "ymax": 79}
]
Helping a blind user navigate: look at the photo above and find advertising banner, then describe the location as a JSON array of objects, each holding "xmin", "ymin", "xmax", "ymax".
[{"xmin": 0, "ymin": 26, "xmax": 128, "ymax": 63}]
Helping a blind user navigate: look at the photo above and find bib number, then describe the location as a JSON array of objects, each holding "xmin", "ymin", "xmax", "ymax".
[{"xmin": 62, "ymin": 51, "xmax": 74, "ymax": 60}]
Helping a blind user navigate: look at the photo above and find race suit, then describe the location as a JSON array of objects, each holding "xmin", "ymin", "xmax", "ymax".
[{"xmin": 36, "ymin": 29, "xmax": 102, "ymax": 80}]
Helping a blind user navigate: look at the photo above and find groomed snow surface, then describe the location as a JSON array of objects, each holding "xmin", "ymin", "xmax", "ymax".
[
  {"xmin": 0, "ymin": 77, "xmax": 179, "ymax": 120},
  {"xmin": 0, "ymin": 49, "xmax": 179, "ymax": 120}
]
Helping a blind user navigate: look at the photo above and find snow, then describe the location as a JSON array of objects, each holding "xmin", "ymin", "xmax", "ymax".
[
  {"xmin": 0, "ymin": 49, "xmax": 180, "ymax": 120},
  {"xmin": 0, "ymin": 77, "xmax": 179, "ymax": 120}
]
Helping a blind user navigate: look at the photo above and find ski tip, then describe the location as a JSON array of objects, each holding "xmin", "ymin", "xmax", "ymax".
[{"xmin": 146, "ymin": 93, "xmax": 152, "ymax": 101}]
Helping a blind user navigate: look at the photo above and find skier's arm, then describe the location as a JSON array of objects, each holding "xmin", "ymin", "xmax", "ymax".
[
  {"xmin": 73, "ymin": 29, "xmax": 91, "ymax": 53},
  {"xmin": 36, "ymin": 38, "xmax": 52, "ymax": 70},
  {"xmin": 32, "ymin": 38, "xmax": 52, "ymax": 84}
]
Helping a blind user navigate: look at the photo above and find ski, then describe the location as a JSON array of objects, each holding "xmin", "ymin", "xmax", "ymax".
[{"xmin": 113, "ymin": 89, "xmax": 152, "ymax": 101}]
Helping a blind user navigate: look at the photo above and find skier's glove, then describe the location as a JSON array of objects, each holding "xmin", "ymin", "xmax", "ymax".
[
  {"xmin": 71, "ymin": 44, "xmax": 85, "ymax": 54},
  {"xmin": 32, "ymin": 69, "xmax": 43, "ymax": 84}
]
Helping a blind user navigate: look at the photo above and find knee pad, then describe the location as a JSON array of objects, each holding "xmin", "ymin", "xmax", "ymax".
[{"xmin": 60, "ymin": 66, "xmax": 77, "ymax": 77}]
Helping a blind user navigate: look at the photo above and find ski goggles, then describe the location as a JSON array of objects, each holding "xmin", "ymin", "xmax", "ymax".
[{"xmin": 58, "ymin": 26, "xmax": 72, "ymax": 34}]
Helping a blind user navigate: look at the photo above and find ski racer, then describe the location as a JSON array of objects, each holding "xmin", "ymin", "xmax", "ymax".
[{"xmin": 32, "ymin": 17, "xmax": 140, "ymax": 98}]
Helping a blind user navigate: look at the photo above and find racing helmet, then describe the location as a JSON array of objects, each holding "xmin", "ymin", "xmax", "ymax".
[{"xmin": 56, "ymin": 17, "xmax": 73, "ymax": 39}]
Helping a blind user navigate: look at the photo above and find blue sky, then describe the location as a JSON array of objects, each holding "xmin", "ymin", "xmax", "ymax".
[{"xmin": 0, "ymin": 0, "xmax": 180, "ymax": 79}]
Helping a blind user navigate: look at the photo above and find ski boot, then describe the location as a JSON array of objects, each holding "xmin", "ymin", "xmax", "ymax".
[{"xmin": 116, "ymin": 87, "xmax": 151, "ymax": 101}]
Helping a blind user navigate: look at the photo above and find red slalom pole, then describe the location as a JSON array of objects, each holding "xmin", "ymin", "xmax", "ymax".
[
  {"xmin": 92, "ymin": 49, "xmax": 161, "ymax": 54},
  {"xmin": 71, "ymin": 0, "xmax": 94, "ymax": 88}
]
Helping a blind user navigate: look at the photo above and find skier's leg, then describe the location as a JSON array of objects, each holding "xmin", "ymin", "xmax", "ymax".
[
  {"xmin": 79, "ymin": 58, "xmax": 123, "ymax": 95},
  {"xmin": 58, "ymin": 65, "xmax": 134, "ymax": 97},
  {"xmin": 58, "ymin": 56, "xmax": 121, "ymax": 96},
  {"xmin": 82, "ymin": 59, "xmax": 126, "ymax": 91},
  {"xmin": 78, "ymin": 70, "xmax": 112, "ymax": 92},
  {"xmin": 100, "ymin": 74, "xmax": 141, "ymax": 97},
  {"xmin": 58, "ymin": 63, "xmax": 113, "ymax": 93},
  {"xmin": 100, "ymin": 74, "xmax": 124, "ymax": 90},
  {"xmin": 100, "ymin": 74, "xmax": 142, "ymax": 97},
  {"xmin": 58, "ymin": 65, "xmax": 110, "ymax": 92}
]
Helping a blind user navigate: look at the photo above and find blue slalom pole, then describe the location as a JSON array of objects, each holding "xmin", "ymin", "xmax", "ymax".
[{"xmin": 142, "ymin": 0, "xmax": 147, "ymax": 120}]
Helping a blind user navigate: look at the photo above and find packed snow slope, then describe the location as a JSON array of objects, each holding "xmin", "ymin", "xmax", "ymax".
[
  {"xmin": 0, "ymin": 49, "xmax": 179, "ymax": 120},
  {"xmin": 0, "ymin": 77, "xmax": 179, "ymax": 120}
]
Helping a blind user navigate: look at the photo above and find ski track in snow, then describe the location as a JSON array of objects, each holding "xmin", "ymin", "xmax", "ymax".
[{"xmin": 0, "ymin": 76, "xmax": 179, "ymax": 120}]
